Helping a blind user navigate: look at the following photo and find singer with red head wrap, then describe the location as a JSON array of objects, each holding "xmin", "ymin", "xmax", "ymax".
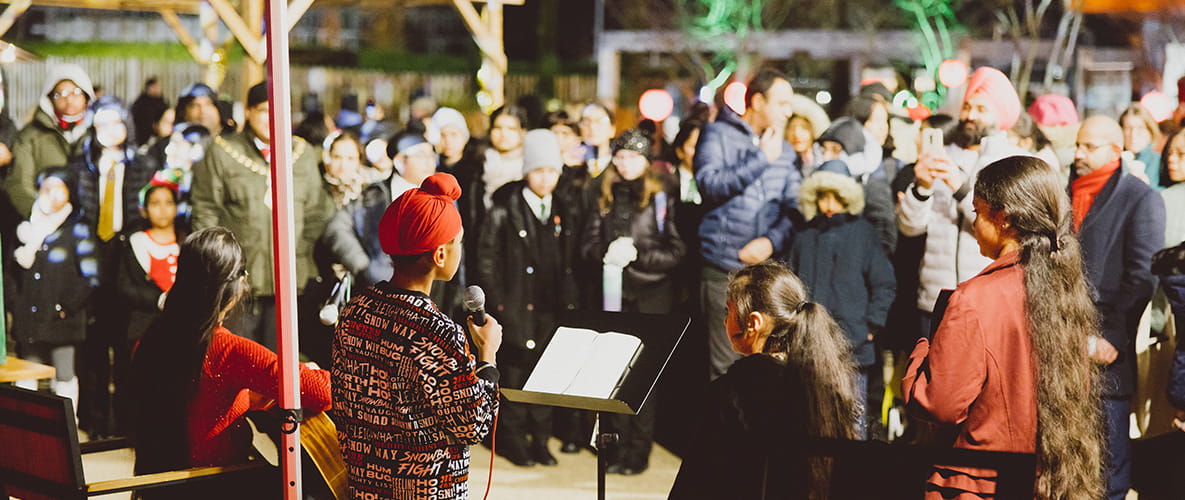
[{"xmin": 332, "ymin": 173, "xmax": 503, "ymax": 500}]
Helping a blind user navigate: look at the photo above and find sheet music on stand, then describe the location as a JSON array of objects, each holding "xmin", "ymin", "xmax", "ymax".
[
  {"xmin": 502, "ymin": 311, "xmax": 689, "ymax": 415},
  {"xmin": 501, "ymin": 311, "xmax": 688, "ymax": 500}
]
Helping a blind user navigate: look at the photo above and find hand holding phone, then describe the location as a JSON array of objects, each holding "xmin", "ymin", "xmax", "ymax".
[{"xmin": 921, "ymin": 128, "xmax": 943, "ymax": 157}]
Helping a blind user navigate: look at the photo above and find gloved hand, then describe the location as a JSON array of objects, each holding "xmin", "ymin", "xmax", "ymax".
[{"xmin": 603, "ymin": 237, "xmax": 638, "ymax": 268}]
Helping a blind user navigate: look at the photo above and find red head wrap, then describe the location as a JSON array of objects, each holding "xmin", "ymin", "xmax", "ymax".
[
  {"xmin": 1028, "ymin": 94, "xmax": 1079, "ymax": 127},
  {"xmin": 965, "ymin": 67, "xmax": 1021, "ymax": 131},
  {"xmin": 379, "ymin": 173, "xmax": 463, "ymax": 256}
]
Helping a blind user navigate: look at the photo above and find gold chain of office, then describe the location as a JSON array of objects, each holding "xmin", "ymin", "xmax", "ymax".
[{"xmin": 213, "ymin": 135, "xmax": 307, "ymax": 177}]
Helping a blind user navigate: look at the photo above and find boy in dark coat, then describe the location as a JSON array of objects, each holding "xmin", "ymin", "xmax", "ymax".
[
  {"xmin": 789, "ymin": 170, "xmax": 895, "ymax": 436},
  {"xmin": 476, "ymin": 129, "xmax": 579, "ymax": 466}
]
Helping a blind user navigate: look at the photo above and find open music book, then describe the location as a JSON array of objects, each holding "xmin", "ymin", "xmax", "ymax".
[{"xmin": 523, "ymin": 327, "xmax": 644, "ymax": 400}]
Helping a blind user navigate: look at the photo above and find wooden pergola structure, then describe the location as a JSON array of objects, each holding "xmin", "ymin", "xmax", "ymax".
[
  {"xmin": 0, "ymin": 1, "xmax": 519, "ymax": 498},
  {"xmin": 0, "ymin": 0, "xmax": 520, "ymax": 107}
]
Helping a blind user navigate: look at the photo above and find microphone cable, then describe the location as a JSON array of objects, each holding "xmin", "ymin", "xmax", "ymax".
[{"xmin": 483, "ymin": 413, "xmax": 498, "ymax": 500}]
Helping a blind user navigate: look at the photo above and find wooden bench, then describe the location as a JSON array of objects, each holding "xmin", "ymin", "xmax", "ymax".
[{"xmin": 0, "ymin": 385, "xmax": 267, "ymax": 499}]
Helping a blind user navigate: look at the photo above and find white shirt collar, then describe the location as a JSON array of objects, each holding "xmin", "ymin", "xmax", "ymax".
[{"xmin": 521, "ymin": 186, "xmax": 552, "ymax": 221}]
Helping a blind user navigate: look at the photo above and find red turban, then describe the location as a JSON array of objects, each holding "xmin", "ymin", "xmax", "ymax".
[
  {"xmin": 965, "ymin": 67, "xmax": 1021, "ymax": 131},
  {"xmin": 1028, "ymin": 94, "xmax": 1079, "ymax": 127},
  {"xmin": 379, "ymin": 173, "xmax": 463, "ymax": 256}
]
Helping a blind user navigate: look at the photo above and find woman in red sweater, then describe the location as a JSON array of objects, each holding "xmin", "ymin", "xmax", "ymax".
[
  {"xmin": 130, "ymin": 227, "xmax": 331, "ymax": 498},
  {"xmin": 903, "ymin": 155, "xmax": 1103, "ymax": 499}
]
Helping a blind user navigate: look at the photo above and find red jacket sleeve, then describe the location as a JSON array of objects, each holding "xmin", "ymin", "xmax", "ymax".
[{"xmin": 902, "ymin": 291, "xmax": 986, "ymax": 425}]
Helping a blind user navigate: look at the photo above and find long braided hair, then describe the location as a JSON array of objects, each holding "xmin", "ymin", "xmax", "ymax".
[{"xmin": 974, "ymin": 155, "xmax": 1104, "ymax": 499}]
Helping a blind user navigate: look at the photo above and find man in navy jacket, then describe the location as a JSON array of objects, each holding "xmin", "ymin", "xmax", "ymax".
[
  {"xmin": 1070, "ymin": 116, "xmax": 1165, "ymax": 500},
  {"xmin": 695, "ymin": 68, "xmax": 801, "ymax": 380}
]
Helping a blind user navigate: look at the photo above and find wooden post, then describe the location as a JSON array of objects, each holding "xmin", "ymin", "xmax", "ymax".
[
  {"xmin": 482, "ymin": 0, "xmax": 504, "ymax": 110},
  {"xmin": 200, "ymin": 2, "xmax": 224, "ymax": 88},
  {"xmin": 243, "ymin": 0, "xmax": 265, "ymax": 99},
  {"xmin": 451, "ymin": 0, "xmax": 509, "ymax": 112}
]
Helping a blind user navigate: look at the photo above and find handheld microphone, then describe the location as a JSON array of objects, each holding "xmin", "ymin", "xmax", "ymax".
[{"xmin": 463, "ymin": 285, "xmax": 488, "ymax": 327}]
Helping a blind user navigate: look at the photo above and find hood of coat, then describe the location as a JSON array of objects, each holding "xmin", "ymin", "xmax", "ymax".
[
  {"xmin": 38, "ymin": 63, "xmax": 96, "ymax": 120},
  {"xmin": 798, "ymin": 170, "xmax": 864, "ymax": 220}
]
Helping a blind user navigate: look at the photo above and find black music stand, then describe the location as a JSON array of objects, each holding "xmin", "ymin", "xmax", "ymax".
[{"xmin": 502, "ymin": 311, "xmax": 689, "ymax": 500}]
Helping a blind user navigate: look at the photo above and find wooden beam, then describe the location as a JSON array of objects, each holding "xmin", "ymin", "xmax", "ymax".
[
  {"xmin": 158, "ymin": 8, "xmax": 205, "ymax": 63},
  {"xmin": 246, "ymin": 0, "xmax": 313, "ymax": 73},
  {"xmin": 27, "ymin": 0, "xmax": 202, "ymax": 14},
  {"xmin": 86, "ymin": 462, "xmax": 266, "ymax": 496},
  {"xmin": 449, "ymin": 0, "xmax": 489, "ymax": 41},
  {"xmin": 286, "ymin": 0, "xmax": 316, "ymax": 32},
  {"xmin": 206, "ymin": 0, "xmax": 266, "ymax": 63},
  {"xmin": 0, "ymin": 0, "xmax": 32, "ymax": 38}
]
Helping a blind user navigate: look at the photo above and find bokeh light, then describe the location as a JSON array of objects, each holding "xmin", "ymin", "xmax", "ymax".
[
  {"xmin": 938, "ymin": 59, "xmax": 969, "ymax": 88},
  {"xmin": 723, "ymin": 81, "xmax": 747, "ymax": 115},
  {"xmin": 638, "ymin": 89, "xmax": 674, "ymax": 121}
]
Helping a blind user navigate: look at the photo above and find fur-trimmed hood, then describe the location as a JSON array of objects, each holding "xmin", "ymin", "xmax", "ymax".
[{"xmin": 798, "ymin": 171, "xmax": 864, "ymax": 220}]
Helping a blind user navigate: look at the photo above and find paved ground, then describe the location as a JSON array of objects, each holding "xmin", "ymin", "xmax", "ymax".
[{"xmin": 81, "ymin": 436, "xmax": 681, "ymax": 499}]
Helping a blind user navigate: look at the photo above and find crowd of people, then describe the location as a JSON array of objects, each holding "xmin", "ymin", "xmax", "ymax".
[{"xmin": 3, "ymin": 59, "xmax": 1185, "ymax": 499}]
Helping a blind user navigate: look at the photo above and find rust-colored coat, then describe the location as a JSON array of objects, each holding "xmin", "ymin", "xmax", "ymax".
[{"xmin": 903, "ymin": 251, "xmax": 1037, "ymax": 498}]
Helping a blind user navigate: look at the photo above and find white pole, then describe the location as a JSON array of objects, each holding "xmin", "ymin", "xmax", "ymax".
[{"xmin": 263, "ymin": 0, "xmax": 302, "ymax": 498}]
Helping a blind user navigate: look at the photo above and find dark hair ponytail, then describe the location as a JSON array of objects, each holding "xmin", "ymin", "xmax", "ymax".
[
  {"xmin": 975, "ymin": 156, "xmax": 1104, "ymax": 499},
  {"xmin": 130, "ymin": 227, "xmax": 250, "ymax": 474},
  {"xmin": 728, "ymin": 261, "xmax": 859, "ymax": 500}
]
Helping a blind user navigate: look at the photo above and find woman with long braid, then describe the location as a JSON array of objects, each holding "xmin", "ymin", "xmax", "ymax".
[{"xmin": 904, "ymin": 155, "xmax": 1103, "ymax": 499}]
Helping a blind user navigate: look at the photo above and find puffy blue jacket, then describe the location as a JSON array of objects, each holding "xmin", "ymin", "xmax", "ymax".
[{"xmin": 694, "ymin": 109, "xmax": 801, "ymax": 272}]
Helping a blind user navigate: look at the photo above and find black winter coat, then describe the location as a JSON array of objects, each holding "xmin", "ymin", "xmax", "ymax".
[
  {"xmin": 320, "ymin": 181, "xmax": 391, "ymax": 288},
  {"xmin": 789, "ymin": 214, "xmax": 896, "ymax": 367},
  {"xmin": 70, "ymin": 138, "xmax": 159, "ymax": 235},
  {"xmin": 8, "ymin": 214, "xmax": 99, "ymax": 347},
  {"xmin": 475, "ymin": 181, "xmax": 580, "ymax": 351},
  {"xmin": 1159, "ymin": 273, "xmax": 1185, "ymax": 409},
  {"xmin": 113, "ymin": 232, "xmax": 184, "ymax": 342},
  {"xmin": 670, "ymin": 354, "xmax": 804, "ymax": 500},
  {"xmin": 1072, "ymin": 167, "xmax": 1165, "ymax": 397},
  {"xmin": 453, "ymin": 148, "xmax": 489, "ymax": 279},
  {"xmin": 581, "ymin": 175, "xmax": 685, "ymax": 304}
]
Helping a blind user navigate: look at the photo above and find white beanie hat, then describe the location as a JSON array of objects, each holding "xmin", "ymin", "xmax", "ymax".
[
  {"xmin": 426, "ymin": 107, "xmax": 469, "ymax": 145},
  {"xmin": 522, "ymin": 129, "xmax": 562, "ymax": 175}
]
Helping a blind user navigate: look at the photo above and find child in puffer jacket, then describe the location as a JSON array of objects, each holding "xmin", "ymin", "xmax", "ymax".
[{"xmin": 788, "ymin": 170, "xmax": 896, "ymax": 437}]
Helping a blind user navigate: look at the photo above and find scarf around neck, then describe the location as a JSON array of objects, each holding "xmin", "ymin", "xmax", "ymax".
[
  {"xmin": 14, "ymin": 200, "xmax": 73, "ymax": 269},
  {"xmin": 1071, "ymin": 159, "xmax": 1120, "ymax": 231}
]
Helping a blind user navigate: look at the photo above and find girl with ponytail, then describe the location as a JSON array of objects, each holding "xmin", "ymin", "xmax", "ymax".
[
  {"xmin": 670, "ymin": 261, "xmax": 860, "ymax": 500},
  {"xmin": 904, "ymin": 155, "xmax": 1103, "ymax": 499}
]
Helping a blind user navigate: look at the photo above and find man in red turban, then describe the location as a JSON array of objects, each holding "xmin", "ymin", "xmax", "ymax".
[
  {"xmin": 956, "ymin": 67, "xmax": 1021, "ymax": 148},
  {"xmin": 332, "ymin": 172, "xmax": 505, "ymax": 500},
  {"xmin": 898, "ymin": 66, "xmax": 1032, "ymax": 346}
]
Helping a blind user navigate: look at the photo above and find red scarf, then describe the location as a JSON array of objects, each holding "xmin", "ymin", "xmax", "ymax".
[
  {"xmin": 57, "ymin": 117, "xmax": 82, "ymax": 130},
  {"xmin": 1071, "ymin": 159, "xmax": 1120, "ymax": 231}
]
